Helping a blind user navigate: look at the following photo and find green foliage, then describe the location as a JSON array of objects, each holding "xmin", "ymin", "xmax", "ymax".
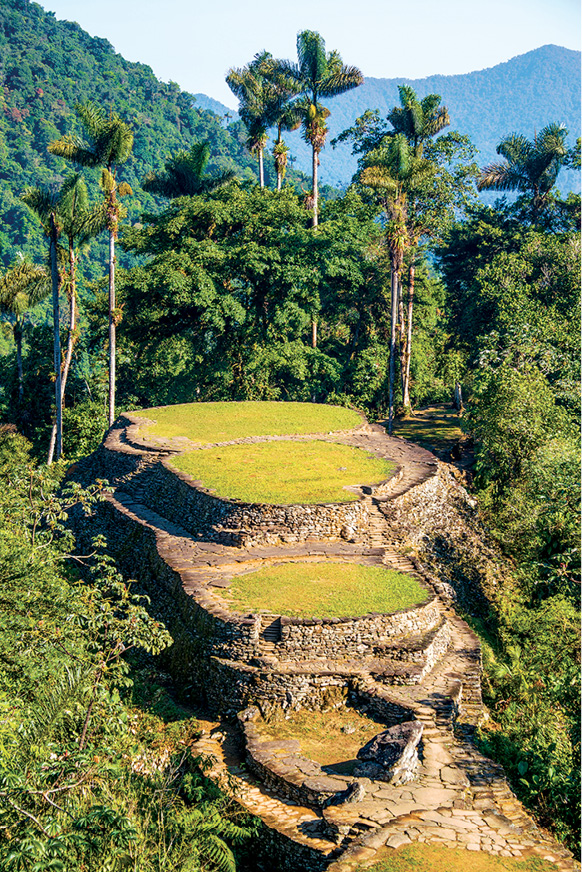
[
  {"xmin": 438, "ymin": 166, "xmax": 581, "ymax": 852},
  {"xmin": 0, "ymin": 427, "xmax": 257, "ymax": 870}
]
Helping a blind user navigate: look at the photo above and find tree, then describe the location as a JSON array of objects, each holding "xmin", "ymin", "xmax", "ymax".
[
  {"xmin": 389, "ymin": 88, "xmax": 454, "ymax": 409},
  {"xmin": 358, "ymin": 134, "xmax": 432, "ymax": 431},
  {"xmin": 21, "ymin": 186, "xmax": 64, "ymax": 461},
  {"xmin": 387, "ymin": 85, "xmax": 450, "ymax": 157},
  {"xmin": 142, "ymin": 141, "xmax": 235, "ymax": 198},
  {"xmin": 226, "ymin": 53, "xmax": 280, "ymax": 189},
  {"xmin": 48, "ymin": 102, "xmax": 134, "ymax": 428},
  {"xmin": 282, "ymin": 31, "xmax": 363, "ymax": 228},
  {"xmin": 477, "ymin": 123, "xmax": 570, "ymax": 219},
  {"xmin": 260, "ymin": 61, "xmax": 302, "ymax": 192},
  {"xmin": 0, "ymin": 256, "xmax": 48, "ymax": 405},
  {"xmin": 45, "ymin": 174, "xmax": 106, "ymax": 464}
]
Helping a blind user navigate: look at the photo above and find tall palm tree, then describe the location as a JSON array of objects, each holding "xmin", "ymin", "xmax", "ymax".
[
  {"xmin": 387, "ymin": 86, "xmax": 450, "ymax": 411},
  {"xmin": 44, "ymin": 175, "xmax": 106, "ymax": 464},
  {"xmin": 21, "ymin": 186, "xmax": 64, "ymax": 460},
  {"xmin": 359, "ymin": 134, "xmax": 432, "ymax": 432},
  {"xmin": 142, "ymin": 141, "xmax": 235, "ymax": 198},
  {"xmin": 0, "ymin": 256, "xmax": 48, "ymax": 405},
  {"xmin": 281, "ymin": 31, "xmax": 363, "ymax": 227},
  {"xmin": 258, "ymin": 61, "xmax": 302, "ymax": 191},
  {"xmin": 477, "ymin": 123, "xmax": 569, "ymax": 218},
  {"xmin": 48, "ymin": 102, "xmax": 134, "ymax": 428},
  {"xmin": 226, "ymin": 53, "xmax": 276, "ymax": 189}
]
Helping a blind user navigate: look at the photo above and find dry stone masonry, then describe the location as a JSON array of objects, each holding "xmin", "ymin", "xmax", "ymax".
[{"xmin": 70, "ymin": 407, "xmax": 579, "ymax": 872}]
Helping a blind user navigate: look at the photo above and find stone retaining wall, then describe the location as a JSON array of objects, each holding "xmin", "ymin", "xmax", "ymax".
[
  {"xmin": 73, "ymin": 495, "xmax": 440, "ymax": 716},
  {"xmin": 273, "ymin": 597, "xmax": 439, "ymax": 661},
  {"xmin": 236, "ymin": 692, "xmax": 419, "ymax": 810},
  {"xmin": 131, "ymin": 458, "xmax": 372, "ymax": 547}
]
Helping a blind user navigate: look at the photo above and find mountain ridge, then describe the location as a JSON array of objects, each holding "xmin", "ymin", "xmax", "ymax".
[{"xmin": 197, "ymin": 44, "xmax": 581, "ymax": 190}]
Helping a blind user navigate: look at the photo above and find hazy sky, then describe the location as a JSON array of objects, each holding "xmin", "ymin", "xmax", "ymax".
[{"xmin": 44, "ymin": 0, "xmax": 580, "ymax": 108}]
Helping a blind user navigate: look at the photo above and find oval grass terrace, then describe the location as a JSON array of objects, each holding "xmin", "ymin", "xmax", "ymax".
[
  {"xmin": 136, "ymin": 400, "xmax": 365, "ymax": 446},
  {"xmin": 168, "ymin": 440, "xmax": 395, "ymax": 505},
  {"xmin": 221, "ymin": 561, "xmax": 428, "ymax": 619}
]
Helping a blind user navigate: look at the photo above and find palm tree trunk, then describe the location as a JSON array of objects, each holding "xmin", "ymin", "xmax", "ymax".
[
  {"xmin": 108, "ymin": 228, "xmax": 116, "ymax": 428},
  {"xmin": 398, "ymin": 275, "xmax": 406, "ymax": 399},
  {"xmin": 14, "ymin": 320, "xmax": 23, "ymax": 404},
  {"xmin": 47, "ymin": 245, "xmax": 77, "ymax": 461},
  {"xmin": 258, "ymin": 148, "xmax": 264, "ymax": 189},
  {"xmin": 388, "ymin": 263, "xmax": 398, "ymax": 435},
  {"xmin": 311, "ymin": 319, "xmax": 317, "ymax": 349},
  {"xmin": 312, "ymin": 146, "xmax": 318, "ymax": 228},
  {"xmin": 402, "ymin": 262, "xmax": 415, "ymax": 412},
  {"xmin": 48, "ymin": 212, "xmax": 62, "ymax": 463}
]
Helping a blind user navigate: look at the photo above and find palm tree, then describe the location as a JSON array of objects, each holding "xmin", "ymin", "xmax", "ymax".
[
  {"xmin": 281, "ymin": 31, "xmax": 363, "ymax": 227},
  {"xmin": 387, "ymin": 85, "xmax": 450, "ymax": 157},
  {"xmin": 21, "ymin": 186, "xmax": 64, "ymax": 460},
  {"xmin": 45, "ymin": 175, "xmax": 106, "ymax": 464},
  {"xmin": 387, "ymin": 86, "xmax": 450, "ymax": 410},
  {"xmin": 0, "ymin": 256, "xmax": 48, "ymax": 405},
  {"xmin": 142, "ymin": 141, "xmax": 235, "ymax": 198},
  {"xmin": 359, "ymin": 134, "xmax": 432, "ymax": 432},
  {"xmin": 258, "ymin": 60, "xmax": 302, "ymax": 191},
  {"xmin": 48, "ymin": 102, "xmax": 133, "ymax": 428},
  {"xmin": 477, "ymin": 123, "xmax": 569, "ymax": 218},
  {"xmin": 226, "ymin": 53, "xmax": 276, "ymax": 189}
]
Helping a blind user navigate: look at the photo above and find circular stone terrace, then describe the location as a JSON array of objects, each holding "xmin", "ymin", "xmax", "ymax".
[{"xmin": 71, "ymin": 401, "xmax": 578, "ymax": 872}]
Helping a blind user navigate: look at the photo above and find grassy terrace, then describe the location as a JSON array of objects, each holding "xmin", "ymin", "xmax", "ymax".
[
  {"xmin": 223, "ymin": 562, "xmax": 428, "ymax": 618},
  {"xmin": 256, "ymin": 706, "xmax": 385, "ymax": 775},
  {"xmin": 137, "ymin": 401, "xmax": 363, "ymax": 444},
  {"xmin": 356, "ymin": 844, "xmax": 558, "ymax": 872},
  {"xmin": 392, "ymin": 404, "xmax": 463, "ymax": 452},
  {"xmin": 170, "ymin": 441, "xmax": 394, "ymax": 504}
]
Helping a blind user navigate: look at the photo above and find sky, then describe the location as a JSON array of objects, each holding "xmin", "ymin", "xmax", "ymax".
[{"xmin": 43, "ymin": 0, "xmax": 581, "ymax": 109}]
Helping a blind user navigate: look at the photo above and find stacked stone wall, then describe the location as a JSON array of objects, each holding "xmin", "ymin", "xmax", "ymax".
[
  {"xmin": 128, "ymin": 459, "xmax": 370, "ymax": 546},
  {"xmin": 273, "ymin": 599, "xmax": 439, "ymax": 660}
]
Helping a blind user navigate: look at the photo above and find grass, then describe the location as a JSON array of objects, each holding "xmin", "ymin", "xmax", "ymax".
[
  {"xmin": 223, "ymin": 561, "xmax": 428, "ymax": 618},
  {"xmin": 137, "ymin": 401, "xmax": 362, "ymax": 444},
  {"xmin": 392, "ymin": 404, "xmax": 463, "ymax": 452},
  {"xmin": 256, "ymin": 706, "xmax": 385, "ymax": 774},
  {"xmin": 169, "ymin": 441, "xmax": 395, "ymax": 504},
  {"xmin": 357, "ymin": 844, "xmax": 559, "ymax": 872}
]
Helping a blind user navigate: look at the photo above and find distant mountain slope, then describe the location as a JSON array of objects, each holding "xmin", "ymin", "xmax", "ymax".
[
  {"xmin": 246, "ymin": 45, "xmax": 579, "ymax": 191},
  {"xmin": 193, "ymin": 94, "xmax": 239, "ymax": 123},
  {"xmin": 0, "ymin": 1, "xmax": 267, "ymax": 267}
]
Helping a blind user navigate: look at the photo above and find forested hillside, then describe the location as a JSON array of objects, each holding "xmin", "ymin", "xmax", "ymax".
[{"xmin": 0, "ymin": 0, "xmax": 313, "ymax": 269}]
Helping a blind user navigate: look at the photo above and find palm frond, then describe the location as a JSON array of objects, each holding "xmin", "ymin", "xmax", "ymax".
[
  {"xmin": 297, "ymin": 30, "xmax": 327, "ymax": 88},
  {"xmin": 477, "ymin": 161, "xmax": 528, "ymax": 192},
  {"xmin": 20, "ymin": 187, "xmax": 59, "ymax": 229},
  {"xmin": 320, "ymin": 65, "xmax": 364, "ymax": 98},
  {"xmin": 19, "ymin": 664, "xmax": 94, "ymax": 757}
]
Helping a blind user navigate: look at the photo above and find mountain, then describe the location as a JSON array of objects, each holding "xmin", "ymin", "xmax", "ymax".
[
  {"xmin": 0, "ymin": 0, "xmax": 286, "ymax": 268},
  {"xmin": 193, "ymin": 94, "xmax": 238, "ymax": 123},
  {"xmin": 216, "ymin": 45, "xmax": 580, "ymax": 192}
]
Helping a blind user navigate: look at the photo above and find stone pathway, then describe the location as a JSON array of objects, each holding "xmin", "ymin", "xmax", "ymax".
[{"xmin": 79, "ymin": 415, "xmax": 579, "ymax": 872}]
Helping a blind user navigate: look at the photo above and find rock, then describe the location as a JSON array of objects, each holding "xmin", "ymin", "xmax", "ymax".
[
  {"xmin": 341, "ymin": 724, "xmax": 356, "ymax": 734},
  {"xmin": 324, "ymin": 781, "xmax": 367, "ymax": 807},
  {"xmin": 303, "ymin": 775, "xmax": 348, "ymax": 796},
  {"xmin": 356, "ymin": 720, "xmax": 423, "ymax": 784}
]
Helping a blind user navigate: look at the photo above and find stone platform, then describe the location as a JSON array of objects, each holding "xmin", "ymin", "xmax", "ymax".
[{"xmin": 70, "ymin": 409, "xmax": 579, "ymax": 872}]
